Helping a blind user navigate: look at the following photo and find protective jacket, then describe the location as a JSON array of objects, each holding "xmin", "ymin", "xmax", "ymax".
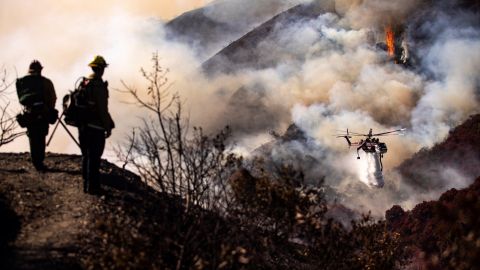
[
  {"xmin": 23, "ymin": 73, "xmax": 56, "ymax": 114},
  {"xmin": 41, "ymin": 76, "xmax": 56, "ymax": 111},
  {"xmin": 84, "ymin": 74, "xmax": 115, "ymax": 131}
]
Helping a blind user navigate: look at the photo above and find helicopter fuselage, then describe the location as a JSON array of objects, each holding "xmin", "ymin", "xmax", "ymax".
[{"xmin": 361, "ymin": 141, "xmax": 388, "ymax": 155}]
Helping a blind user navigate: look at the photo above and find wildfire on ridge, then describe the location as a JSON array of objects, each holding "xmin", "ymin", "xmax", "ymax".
[{"xmin": 385, "ymin": 25, "xmax": 395, "ymax": 57}]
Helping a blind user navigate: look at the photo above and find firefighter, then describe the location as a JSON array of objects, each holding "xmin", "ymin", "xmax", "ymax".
[
  {"xmin": 78, "ymin": 55, "xmax": 115, "ymax": 194},
  {"xmin": 18, "ymin": 60, "xmax": 57, "ymax": 171}
]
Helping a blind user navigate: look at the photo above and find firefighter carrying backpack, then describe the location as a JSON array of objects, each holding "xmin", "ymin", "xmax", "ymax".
[
  {"xmin": 63, "ymin": 77, "xmax": 92, "ymax": 127},
  {"xmin": 16, "ymin": 75, "xmax": 44, "ymax": 107},
  {"xmin": 15, "ymin": 75, "xmax": 58, "ymax": 127}
]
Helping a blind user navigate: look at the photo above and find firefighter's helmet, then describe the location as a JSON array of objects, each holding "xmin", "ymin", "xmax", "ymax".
[
  {"xmin": 28, "ymin": 60, "xmax": 43, "ymax": 72},
  {"xmin": 88, "ymin": 55, "xmax": 108, "ymax": 68}
]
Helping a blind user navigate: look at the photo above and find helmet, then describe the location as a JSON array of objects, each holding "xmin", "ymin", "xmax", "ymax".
[
  {"xmin": 88, "ymin": 55, "xmax": 108, "ymax": 68},
  {"xmin": 29, "ymin": 60, "xmax": 43, "ymax": 72}
]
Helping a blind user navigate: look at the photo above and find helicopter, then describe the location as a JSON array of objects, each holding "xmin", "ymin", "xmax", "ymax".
[{"xmin": 336, "ymin": 128, "xmax": 406, "ymax": 171}]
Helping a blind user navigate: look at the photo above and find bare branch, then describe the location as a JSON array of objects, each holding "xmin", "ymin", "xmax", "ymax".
[
  {"xmin": 117, "ymin": 53, "xmax": 237, "ymax": 213},
  {"xmin": 0, "ymin": 68, "xmax": 23, "ymax": 148}
]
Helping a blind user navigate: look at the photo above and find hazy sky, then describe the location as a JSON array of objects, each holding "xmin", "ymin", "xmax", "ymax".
[
  {"xmin": 0, "ymin": 0, "xmax": 213, "ymax": 23},
  {"xmin": 0, "ymin": 0, "xmax": 214, "ymax": 154}
]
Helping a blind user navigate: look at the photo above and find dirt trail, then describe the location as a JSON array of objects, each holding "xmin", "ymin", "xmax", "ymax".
[{"xmin": 0, "ymin": 153, "xmax": 139, "ymax": 269}]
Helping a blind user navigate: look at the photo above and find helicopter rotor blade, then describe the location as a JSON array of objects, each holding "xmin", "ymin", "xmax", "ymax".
[
  {"xmin": 334, "ymin": 129, "xmax": 366, "ymax": 136},
  {"xmin": 335, "ymin": 132, "xmax": 368, "ymax": 136},
  {"xmin": 375, "ymin": 133, "xmax": 405, "ymax": 137},
  {"xmin": 335, "ymin": 134, "xmax": 370, "ymax": 138},
  {"xmin": 372, "ymin": 128, "xmax": 406, "ymax": 136}
]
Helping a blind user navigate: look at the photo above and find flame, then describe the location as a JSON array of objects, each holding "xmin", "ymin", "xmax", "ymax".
[{"xmin": 385, "ymin": 25, "xmax": 395, "ymax": 57}]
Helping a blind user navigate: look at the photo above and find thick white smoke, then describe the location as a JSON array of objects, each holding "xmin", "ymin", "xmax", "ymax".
[
  {"xmin": 412, "ymin": 37, "xmax": 480, "ymax": 146},
  {"xmin": 195, "ymin": 0, "xmax": 480, "ymax": 215},
  {"xmin": 0, "ymin": 1, "xmax": 203, "ymax": 157},
  {"xmin": 1, "ymin": 0, "xmax": 479, "ymax": 217}
]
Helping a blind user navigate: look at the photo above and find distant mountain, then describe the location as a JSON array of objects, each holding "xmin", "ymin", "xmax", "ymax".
[
  {"xmin": 165, "ymin": 0, "xmax": 306, "ymax": 58},
  {"xmin": 202, "ymin": 2, "xmax": 335, "ymax": 74},
  {"xmin": 164, "ymin": 3, "xmax": 236, "ymax": 57}
]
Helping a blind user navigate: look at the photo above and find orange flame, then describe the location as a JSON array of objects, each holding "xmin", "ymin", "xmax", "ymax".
[{"xmin": 385, "ymin": 26, "xmax": 395, "ymax": 57}]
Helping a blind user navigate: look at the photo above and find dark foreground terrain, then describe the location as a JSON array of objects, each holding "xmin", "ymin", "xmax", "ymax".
[
  {"xmin": 1, "ymin": 150, "xmax": 479, "ymax": 269},
  {"xmin": 0, "ymin": 153, "xmax": 160, "ymax": 269}
]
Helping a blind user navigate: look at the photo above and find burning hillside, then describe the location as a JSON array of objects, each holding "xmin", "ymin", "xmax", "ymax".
[
  {"xmin": 0, "ymin": 0, "xmax": 476, "ymax": 217},
  {"xmin": 187, "ymin": 0, "xmax": 480, "ymax": 208}
]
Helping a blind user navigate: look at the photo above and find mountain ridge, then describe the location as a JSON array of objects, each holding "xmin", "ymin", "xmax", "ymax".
[{"xmin": 201, "ymin": 2, "xmax": 334, "ymax": 74}]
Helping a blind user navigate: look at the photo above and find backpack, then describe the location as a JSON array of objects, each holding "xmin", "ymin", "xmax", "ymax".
[
  {"xmin": 16, "ymin": 75, "xmax": 44, "ymax": 107},
  {"xmin": 63, "ymin": 77, "xmax": 92, "ymax": 127}
]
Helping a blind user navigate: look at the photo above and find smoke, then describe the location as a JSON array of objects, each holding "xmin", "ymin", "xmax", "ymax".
[
  {"xmin": 1, "ymin": 0, "xmax": 479, "ymax": 217},
  {"xmin": 203, "ymin": 0, "xmax": 314, "ymax": 25},
  {"xmin": 292, "ymin": 1, "xmax": 480, "ymax": 215},
  {"xmin": 335, "ymin": 0, "xmax": 428, "ymax": 29},
  {"xmin": 193, "ymin": 0, "xmax": 480, "ymax": 216},
  {"xmin": 412, "ymin": 37, "xmax": 480, "ymax": 146}
]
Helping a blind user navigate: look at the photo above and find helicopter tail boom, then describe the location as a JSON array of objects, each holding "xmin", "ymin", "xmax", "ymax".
[{"xmin": 344, "ymin": 135, "xmax": 352, "ymax": 146}]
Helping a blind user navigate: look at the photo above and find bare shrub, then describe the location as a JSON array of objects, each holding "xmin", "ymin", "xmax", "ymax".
[
  {"xmin": 117, "ymin": 53, "xmax": 238, "ymax": 213},
  {"xmin": 0, "ymin": 67, "xmax": 23, "ymax": 147}
]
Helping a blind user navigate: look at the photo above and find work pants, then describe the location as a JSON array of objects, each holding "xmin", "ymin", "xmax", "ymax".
[
  {"xmin": 27, "ymin": 122, "xmax": 49, "ymax": 170},
  {"xmin": 79, "ymin": 126, "xmax": 105, "ymax": 193}
]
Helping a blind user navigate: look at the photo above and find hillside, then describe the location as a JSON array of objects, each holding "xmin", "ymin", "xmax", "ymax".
[
  {"xmin": 0, "ymin": 153, "xmax": 264, "ymax": 269},
  {"xmin": 2, "ymin": 111, "xmax": 480, "ymax": 270},
  {"xmin": 202, "ymin": 2, "xmax": 335, "ymax": 74},
  {"xmin": 165, "ymin": 0, "xmax": 302, "ymax": 58},
  {"xmin": 398, "ymin": 114, "xmax": 480, "ymax": 192},
  {"xmin": 384, "ymin": 114, "xmax": 480, "ymax": 268},
  {"xmin": 386, "ymin": 177, "xmax": 480, "ymax": 269},
  {"xmin": 0, "ymin": 153, "xmax": 172, "ymax": 269},
  {"xmin": 0, "ymin": 153, "xmax": 404, "ymax": 269},
  {"xmin": 165, "ymin": 4, "xmax": 235, "ymax": 57}
]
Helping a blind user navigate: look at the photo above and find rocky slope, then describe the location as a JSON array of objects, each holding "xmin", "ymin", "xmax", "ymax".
[
  {"xmin": 201, "ymin": 0, "xmax": 480, "ymax": 75},
  {"xmin": 398, "ymin": 114, "xmax": 480, "ymax": 192},
  {"xmin": 385, "ymin": 114, "xmax": 480, "ymax": 269},
  {"xmin": 386, "ymin": 176, "xmax": 480, "ymax": 269}
]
